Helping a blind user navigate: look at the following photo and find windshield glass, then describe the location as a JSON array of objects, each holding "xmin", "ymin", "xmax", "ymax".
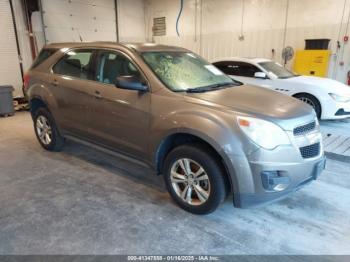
[
  {"xmin": 142, "ymin": 51, "xmax": 235, "ymax": 92},
  {"xmin": 259, "ymin": 61, "xmax": 297, "ymax": 79}
]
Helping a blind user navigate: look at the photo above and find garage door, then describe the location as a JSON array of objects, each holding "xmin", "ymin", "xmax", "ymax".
[
  {"xmin": 41, "ymin": 0, "xmax": 117, "ymax": 44},
  {"xmin": 0, "ymin": 0, "xmax": 23, "ymax": 98}
]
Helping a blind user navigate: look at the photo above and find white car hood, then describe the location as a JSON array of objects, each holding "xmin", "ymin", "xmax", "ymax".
[{"xmin": 284, "ymin": 75, "xmax": 350, "ymax": 96}]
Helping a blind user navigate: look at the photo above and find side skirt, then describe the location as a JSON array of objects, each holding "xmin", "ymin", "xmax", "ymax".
[{"xmin": 65, "ymin": 134, "xmax": 152, "ymax": 169}]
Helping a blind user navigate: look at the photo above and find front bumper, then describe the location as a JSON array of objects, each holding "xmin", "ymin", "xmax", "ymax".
[
  {"xmin": 227, "ymin": 125, "xmax": 325, "ymax": 208},
  {"xmin": 321, "ymin": 99, "xmax": 350, "ymax": 119},
  {"xmin": 335, "ymin": 109, "xmax": 350, "ymax": 116},
  {"xmin": 234, "ymin": 156, "xmax": 326, "ymax": 208}
]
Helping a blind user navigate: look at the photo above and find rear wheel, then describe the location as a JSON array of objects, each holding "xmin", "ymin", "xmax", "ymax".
[
  {"xmin": 163, "ymin": 144, "xmax": 226, "ymax": 214},
  {"xmin": 34, "ymin": 107, "xmax": 65, "ymax": 151},
  {"xmin": 294, "ymin": 93, "xmax": 321, "ymax": 119}
]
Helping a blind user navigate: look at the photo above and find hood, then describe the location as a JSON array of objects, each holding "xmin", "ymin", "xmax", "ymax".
[
  {"xmin": 284, "ymin": 75, "xmax": 350, "ymax": 96},
  {"xmin": 185, "ymin": 84, "xmax": 315, "ymax": 130}
]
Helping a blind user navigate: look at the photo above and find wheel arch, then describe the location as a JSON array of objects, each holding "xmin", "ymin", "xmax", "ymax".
[
  {"xmin": 29, "ymin": 96, "xmax": 49, "ymax": 118},
  {"xmin": 154, "ymin": 131, "xmax": 236, "ymax": 194},
  {"xmin": 292, "ymin": 92, "xmax": 322, "ymax": 118}
]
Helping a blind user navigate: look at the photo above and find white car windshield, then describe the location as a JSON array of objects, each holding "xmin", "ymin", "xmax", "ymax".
[
  {"xmin": 142, "ymin": 51, "xmax": 238, "ymax": 92},
  {"xmin": 259, "ymin": 61, "xmax": 297, "ymax": 79}
]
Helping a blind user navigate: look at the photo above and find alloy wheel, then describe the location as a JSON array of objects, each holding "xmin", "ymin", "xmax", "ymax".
[
  {"xmin": 170, "ymin": 158, "xmax": 211, "ymax": 206},
  {"xmin": 36, "ymin": 115, "xmax": 52, "ymax": 145},
  {"xmin": 298, "ymin": 97, "xmax": 316, "ymax": 110}
]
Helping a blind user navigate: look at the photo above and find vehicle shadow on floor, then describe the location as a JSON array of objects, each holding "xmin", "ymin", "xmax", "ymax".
[
  {"xmin": 54, "ymin": 140, "xmax": 238, "ymax": 211},
  {"xmin": 58, "ymin": 140, "xmax": 167, "ymax": 193}
]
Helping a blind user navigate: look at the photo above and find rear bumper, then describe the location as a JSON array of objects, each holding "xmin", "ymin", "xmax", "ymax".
[{"xmin": 233, "ymin": 156, "xmax": 326, "ymax": 208}]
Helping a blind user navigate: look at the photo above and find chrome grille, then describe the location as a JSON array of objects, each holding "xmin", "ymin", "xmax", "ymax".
[
  {"xmin": 293, "ymin": 121, "xmax": 316, "ymax": 136},
  {"xmin": 300, "ymin": 143, "xmax": 320, "ymax": 159}
]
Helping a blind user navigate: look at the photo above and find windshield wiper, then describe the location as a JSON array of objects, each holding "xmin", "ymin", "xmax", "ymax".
[{"xmin": 186, "ymin": 83, "xmax": 235, "ymax": 93}]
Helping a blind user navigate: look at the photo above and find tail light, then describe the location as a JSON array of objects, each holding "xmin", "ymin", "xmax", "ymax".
[{"xmin": 23, "ymin": 73, "xmax": 30, "ymax": 91}]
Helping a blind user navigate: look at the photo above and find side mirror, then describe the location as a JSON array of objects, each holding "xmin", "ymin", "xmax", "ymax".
[
  {"xmin": 115, "ymin": 75, "xmax": 148, "ymax": 91},
  {"xmin": 254, "ymin": 72, "xmax": 267, "ymax": 79}
]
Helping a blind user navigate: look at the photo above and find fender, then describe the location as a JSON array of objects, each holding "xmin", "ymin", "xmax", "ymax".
[{"xmin": 149, "ymin": 108, "xmax": 255, "ymax": 195}]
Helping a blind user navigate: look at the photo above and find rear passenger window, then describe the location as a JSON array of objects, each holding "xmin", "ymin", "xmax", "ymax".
[
  {"xmin": 52, "ymin": 50, "xmax": 94, "ymax": 80},
  {"xmin": 31, "ymin": 48, "xmax": 58, "ymax": 69}
]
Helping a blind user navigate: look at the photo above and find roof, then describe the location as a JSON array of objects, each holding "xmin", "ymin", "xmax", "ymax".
[
  {"xmin": 45, "ymin": 41, "xmax": 189, "ymax": 53},
  {"xmin": 211, "ymin": 57, "xmax": 271, "ymax": 64}
]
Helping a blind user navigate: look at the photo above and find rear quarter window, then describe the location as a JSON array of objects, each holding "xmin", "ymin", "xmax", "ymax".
[
  {"xmin": 31, "ymin": 48, "xmax": 58, "ymax": 69},
  {"xmin": 52, "ymin": 50, "xmax": 94, "ymax": 80}
]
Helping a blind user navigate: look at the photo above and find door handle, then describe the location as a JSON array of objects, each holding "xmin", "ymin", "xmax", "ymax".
[{"xmin": 94, "ymin": 90, "xmax": 102, "ymax": 99}]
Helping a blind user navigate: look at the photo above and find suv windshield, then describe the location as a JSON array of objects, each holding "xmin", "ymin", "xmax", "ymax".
[
  {"xmin": 142, "ymin": 52, "xmax": 236, "ymax": 92},
  {"xmin": 259, "ymin": 61, "xmax": 297, "ymax": 79}
]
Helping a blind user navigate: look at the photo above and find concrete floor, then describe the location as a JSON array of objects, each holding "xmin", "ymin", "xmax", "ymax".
[
  {"xmin": 0, "ymin": 112, "xmax": 350, "ymax": 255},
  {"xmin": 320, "ymin": 118, "xmax": 350, "ymax": 137}
]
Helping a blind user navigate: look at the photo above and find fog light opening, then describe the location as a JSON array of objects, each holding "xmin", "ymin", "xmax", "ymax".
[
  {"xmin": 261, "ymin": 171, "xmax": 290, "ymax": 192},
  {"xmin": 272, "ymin": 183, "xmax": 289, "ymax": 192}
]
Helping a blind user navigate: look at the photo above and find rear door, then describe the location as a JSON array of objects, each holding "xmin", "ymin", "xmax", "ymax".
[{"xmin": 50, "ymin": 48, "xmax": 95, "ymax": 138}]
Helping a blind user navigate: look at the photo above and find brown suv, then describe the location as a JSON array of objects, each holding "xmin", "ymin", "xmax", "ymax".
[{"xmin": 25, "ymin": 42, "xmax": 325, "ymax": 214}]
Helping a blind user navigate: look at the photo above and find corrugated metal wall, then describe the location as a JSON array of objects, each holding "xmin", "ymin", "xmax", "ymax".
[
  {"xmin": 40, "ymin": 0, "xmax": 146, "ymax": 44},
  {"xmin": 41, "ymin": 0, "xmax": 117, "ymax": 43}
]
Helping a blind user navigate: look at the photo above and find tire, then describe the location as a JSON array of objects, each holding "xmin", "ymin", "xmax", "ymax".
[
  {"xmin": 294, "ymin": 93, "xmax": 321, "ymax": 119},
  {"xmin": 33, "ymin": 107, "xmax": 65, "ymax": 151},
  {"xmin": 163, "ymin": 144, "xmax": 227, "ymax": 215}
]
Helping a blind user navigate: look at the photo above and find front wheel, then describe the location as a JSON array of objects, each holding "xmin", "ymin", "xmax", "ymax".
[
  {"xmin": 294, "ymin": 94, "xmax": 321, "ymax": 119},
  {"xmin": 163, "ymin": 144, "xmax": 227, "ymax": 215}
]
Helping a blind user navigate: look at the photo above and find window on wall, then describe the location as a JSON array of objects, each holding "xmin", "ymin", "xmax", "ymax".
[
  {"xmin": 53, "ymin": 50, "xmax": 94, "ymax": 79},
  {"xmin": 95, "ymin": 51, "xmax": 142, "ymax": 84},
  {"xmin": 214, "ymin": 61, "xmax": 261, "ymax": 77}
]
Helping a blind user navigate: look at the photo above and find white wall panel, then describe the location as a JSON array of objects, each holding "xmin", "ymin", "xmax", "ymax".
[
  {"xmin": 146, "ymin": 0, "xmax": 350, "ymax": 84},
  {"xmin": 117, "ymin": 0, "xmax": 146, "ymax": 42},
  {"xmin": 0, "ymin": 0, "xmax": 23, "ymax": 98}
]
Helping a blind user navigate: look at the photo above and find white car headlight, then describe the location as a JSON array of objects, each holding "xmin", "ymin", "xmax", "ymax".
[
  {"xmin": 329, "ymin": 93, "xmax": 350, "ymax": 103},
  {"xmin": 237, "ymin": 116, "xmax": 291, "ymax": 150}
]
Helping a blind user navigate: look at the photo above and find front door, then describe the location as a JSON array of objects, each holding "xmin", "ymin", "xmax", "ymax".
[{"xmin": 88, "ymin": 50, "xmax": 151, "ymax": 160}]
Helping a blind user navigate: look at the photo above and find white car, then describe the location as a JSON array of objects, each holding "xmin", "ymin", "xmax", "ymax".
[{"xmin": 212, "ymin": 57, "xmax": 350, "ymax": 119}]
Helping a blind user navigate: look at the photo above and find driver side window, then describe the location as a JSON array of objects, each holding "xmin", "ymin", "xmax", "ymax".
[
  {"xmin": 95, "ymin": 51, "xmax": 142, "ymax": 84},
  {"xmin": 214, "ymin": 61, "xmax": 261, "ymax": 77},
  {"xmin": 235, "ymin": 62, "xmax": 261, "ymax": 77}
]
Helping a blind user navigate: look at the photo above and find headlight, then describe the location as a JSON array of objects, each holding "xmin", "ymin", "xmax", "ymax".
[
  {"xmin": 329, "ymin": 93, "xmax": 350, "ymax": 103},
  {"xmin": 237, "ymin": 116, "xmax": 290, "ymax": 150}
]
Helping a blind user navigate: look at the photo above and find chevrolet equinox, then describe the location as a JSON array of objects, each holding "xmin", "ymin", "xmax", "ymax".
[{"xmin": 25, "ymin": 42, "xmax": 326, "ymax": 214}]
